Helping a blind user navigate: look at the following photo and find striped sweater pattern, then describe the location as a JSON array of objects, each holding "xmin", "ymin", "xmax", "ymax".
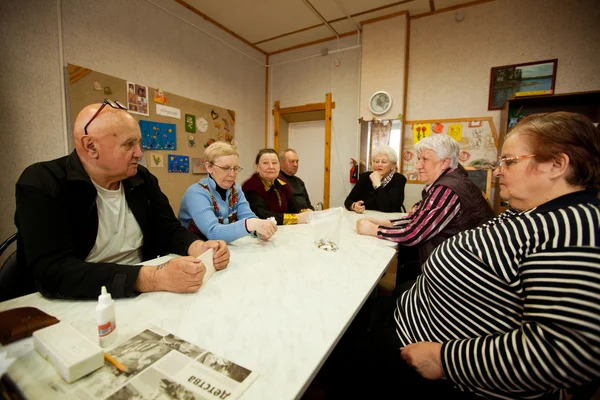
[{"xmin": 395, "ymin": 191, "xmax": 600, "ymax": 399}]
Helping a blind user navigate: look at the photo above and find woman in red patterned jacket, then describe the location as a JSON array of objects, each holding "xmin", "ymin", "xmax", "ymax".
[{"xmin": 242, "ymin": 148, "xmax": 310, "ymax": 225}]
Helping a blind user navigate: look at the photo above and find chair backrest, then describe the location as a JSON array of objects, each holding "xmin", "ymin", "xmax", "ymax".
[
  {"xmin": 463, "ymin": 167, "xmax": 493, "ymax": 205},
  {"xmin": 0, "ymin": 233, "xmax": 16, "ymax": 257},
  {"xmin": 0, "ymin": 233, "xmax": 19, "ymax": 302}
]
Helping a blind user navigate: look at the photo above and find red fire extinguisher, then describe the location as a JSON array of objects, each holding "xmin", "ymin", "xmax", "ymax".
[{"xmin": 350, "ymin": 158, "xmax": 358, "ymax": 184}]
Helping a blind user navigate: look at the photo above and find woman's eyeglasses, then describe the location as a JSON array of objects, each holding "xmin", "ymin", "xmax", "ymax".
[
  {"xmin": 494, "ymin": 154, "xmax": 536, "ymax": 169},
  {"xmin": 84, "ymin": 99, "xmax": 127, "ymax": 135},
  {"xmin": 211, "ymin": 163, "xmax": 243, "ymax": 174}
]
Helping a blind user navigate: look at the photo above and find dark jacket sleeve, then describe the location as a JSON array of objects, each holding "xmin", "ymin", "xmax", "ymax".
[
  {"xmin": 141, "ymin": 169, "xmax": 198, "ymax": 256},
  {"xmin": 15, "ymin": 182, "xmax": 142, "ymax": 300},
  {"xmin": 244, "ymin": 190, "xmax": 285, "ymax": 225},
  {"xmin": 374, "ymin": 173, "xmax": 407, "ymax": 212},
  {"xmin": 344, "ymin": 173, "xmax": 369, "ymax": 210},
  {"xmin": 298, "ymin": 179, "xmax": 314, "ymax": 210}
]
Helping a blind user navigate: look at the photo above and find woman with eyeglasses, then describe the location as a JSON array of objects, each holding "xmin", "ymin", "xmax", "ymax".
[
  {"xmin": 241, "ymin": 148, "xmax": 309, "ymax": 225},
  {"xmin": 179, "ymin": 142, "xmax": 277, "ymax": 243},
  {"xmin": 344, "ymin": 145, "xmax": 407, "ymax": 213},
  {"xmin": 324, "ymin": 112, "xmax": 600, "ymax": 399}
]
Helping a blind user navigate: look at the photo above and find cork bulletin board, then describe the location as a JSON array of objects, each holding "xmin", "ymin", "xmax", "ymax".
[
  {"xmin": 401, "ymin": 117, "xmax": 498, "ymax": 183},
  {"xmin": 67, "ymin": 64, "xmax": 235, "ymax": 214}
]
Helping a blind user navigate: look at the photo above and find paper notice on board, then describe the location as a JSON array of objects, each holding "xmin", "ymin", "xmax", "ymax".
[
  {"xmin": 198, "ymin": 248, "xmax": 215, "ymax": 284},
  {"xmin": 156, "ymin": 104, "xmax": 181, "ymax": 119}
]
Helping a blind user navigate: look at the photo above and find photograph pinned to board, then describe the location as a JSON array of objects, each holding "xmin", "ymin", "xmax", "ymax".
[
  {"xmin": 168, "ymin": 154, "xmax": 190, "ymax": 173},
  {"xmin": 150, "ymin": 153, "xmax": 164, "ymax": 168},
  {"xmin": 488, "ymin": 59, "xmax": 557, "ymax": 110},
  {"xmin": 127, "ymin": 81, "xmax": 149, "ymax": 116},
  {"xmin": 192, "ymin": 158, "xmax": 207, "ymax": 174},
  {"xmin": 139, "ymin": 120, "xmax": 176, "ymax": 150}
]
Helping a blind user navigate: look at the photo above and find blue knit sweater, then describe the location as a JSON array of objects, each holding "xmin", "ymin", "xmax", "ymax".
[{"xmin": 179, "ymin": 176, "xmax": 257, "ymax": 243}]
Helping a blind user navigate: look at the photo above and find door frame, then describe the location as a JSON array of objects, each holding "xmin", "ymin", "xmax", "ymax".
[{"xmin": 272, "ymin": 93, "xmax": 335, "ymax": 208}]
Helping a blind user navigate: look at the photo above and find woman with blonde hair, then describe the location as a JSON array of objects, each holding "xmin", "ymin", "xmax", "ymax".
[{"xmin": 179, "ymin": 142, "xmax": 277, "ymax": 242}]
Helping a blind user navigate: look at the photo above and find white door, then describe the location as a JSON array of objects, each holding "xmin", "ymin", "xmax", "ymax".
[{"xmin": 288, "ymin": 121, "xmax": 325, "ymax": 207}]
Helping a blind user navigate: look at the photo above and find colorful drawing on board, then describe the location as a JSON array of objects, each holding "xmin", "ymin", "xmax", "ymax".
[
  {"xmin": 150, "ymin": 153, "xmax": 164, "ymax": 168},
  {"xmin": 168, "ymin": 154, "xmax": 189, "ymax": 173},
  {"xmin": 204, "ymin": 138, "xmax": 216, "ymax": 148},
  {"xmin": 192, "ymin": 158, "xmax": 207, "ymax": 174},
  {"xmin": 431, "ymin": 122, "xmax": 444, "ymax": 134},
  {"xmin": 216, "ymin": 132, "xmax": 233, "ymax": 143},
  {"xmin": 413, "ymin": 123, "xmax": 431, "ymax": 143},
  {"xmin": 139, "ymin": 120, "xmax": 176, "ymax": 150},
  {"xmin": 153, "ymin": 88, "xmax": 168, "ymax": 105},
  {"xmin": 185, "ymin": 114, "xmax": 196, "ymax": 133},
  {"xmin": 127, "ymin": 81, "xmax": 149, "ymax": 116},
  {"xmin": 188, "ymin": 134, "xmax": 196, "ymax": 148},
  {"xmin": 448, "ymin": 124, "xmax": 463, "ymax": 142}
]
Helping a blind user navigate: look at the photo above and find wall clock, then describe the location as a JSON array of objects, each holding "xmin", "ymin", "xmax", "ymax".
[
  {"xmin": 369, "ymin": 91, "xmax": 392, "ymax": 115},
  {"xmin": 196, "ymin": 117, "xmax": 208, "ymax": 133}
]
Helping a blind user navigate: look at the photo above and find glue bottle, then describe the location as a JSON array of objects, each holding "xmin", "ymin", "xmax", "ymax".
[{"xmin": 96, "ymin": 286, "xmax": 117, "ymax": 347}]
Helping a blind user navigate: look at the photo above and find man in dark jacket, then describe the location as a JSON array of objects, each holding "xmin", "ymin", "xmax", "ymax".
[
  {"xmin": 14, "ymin": 100, "xmax": 230, "ymax": 300},
  {"xmin": 279, "ymin": 149, "xmax": 314, "ymax": 210}
]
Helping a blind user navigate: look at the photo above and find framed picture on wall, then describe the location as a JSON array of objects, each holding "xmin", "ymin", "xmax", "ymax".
[{"xmin": 488, "ymin": 59, "xmax": 557, "ymax": 110}]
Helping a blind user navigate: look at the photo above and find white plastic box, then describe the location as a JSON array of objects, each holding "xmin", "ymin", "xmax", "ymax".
[{"xmin": 33, "ymin": 321, "xmax": 104, "ymax": 383}]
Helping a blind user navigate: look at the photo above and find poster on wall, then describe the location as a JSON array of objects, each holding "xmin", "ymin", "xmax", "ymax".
[
  {"xmin": 139, "ymin": 120, "xmax": 176, "ymax": 150},
  {"xmin": 168, "ymin": 155, "xmax": 190, "ymax": 173},
  {"xmin": 402, "ymin": 118, "xmax": 498, "ymax": 182},
  {"xmin": 127, "ymin": 81, "xmax": 149, "ymax": 116}
]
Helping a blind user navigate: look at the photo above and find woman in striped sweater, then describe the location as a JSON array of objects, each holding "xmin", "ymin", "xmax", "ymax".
[
  {"xmin": 356, "ymin": 134, "xmax": 494, "ymax": 271},
  {"xmin": 330, "ymin": 112, "xmax": 600, "ymax": 399}
]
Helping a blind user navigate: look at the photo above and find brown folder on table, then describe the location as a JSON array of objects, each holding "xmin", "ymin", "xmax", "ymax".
[{"xmin": 0, "ymin": 307, "xmax": 59, "ymax": 345}]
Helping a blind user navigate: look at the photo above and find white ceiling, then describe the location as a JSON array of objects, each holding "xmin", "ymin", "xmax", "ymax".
[{"xmin": 174, "ymin": 0, "xmax": 489, "ymax": 55}]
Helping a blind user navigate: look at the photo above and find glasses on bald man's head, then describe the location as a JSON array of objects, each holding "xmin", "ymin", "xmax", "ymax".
[{"xmin": 84, "ymin": 99, "xmax": 127, "ymax": 135}]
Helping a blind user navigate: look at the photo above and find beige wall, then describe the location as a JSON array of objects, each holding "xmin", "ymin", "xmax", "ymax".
[
  {"xmin": 267, "ymin": 0, "xmax": 600, "ymax": 211},
  {"xmin": 360, "ymin": 14, "xmax": 408, "ymax": 121},
  {"xmin": 0, "ymin": 0, "xmax": 266, "ymax": 246},
  {"xmin": 269, "ymin": 35, "xmax": 361, "ymax": 208},
  {"xmin": 404, "ymin": 0, "xmax": 600, "ymax": 207},
  {"xmin": 0, "ymin": 0, "xmax": 64, "ymax": 255}
]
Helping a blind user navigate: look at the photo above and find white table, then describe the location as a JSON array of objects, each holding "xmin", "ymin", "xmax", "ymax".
[{"xmin": 1, "ymin": 209, "xmax": 399, "ymax": 400}]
